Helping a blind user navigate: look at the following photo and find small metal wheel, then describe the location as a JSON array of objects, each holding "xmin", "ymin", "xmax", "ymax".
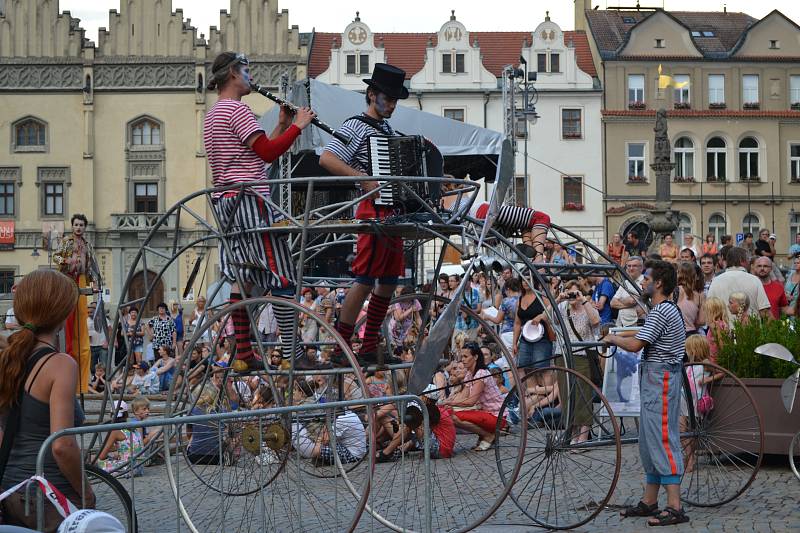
[
  {"xmin": 497, "ymin": 366, "xmax": 621, "ymax": 530},
  {"xmin": 680, "ymin": 361, "xmax": 764, "ymax": 506},
  {"xmin": 789, "ymin": 431, "xmax": 800, "ymax": 482}
]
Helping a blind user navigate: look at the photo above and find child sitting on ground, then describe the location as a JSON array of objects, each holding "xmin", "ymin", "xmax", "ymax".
[
  {"xmin": 88, "ymin": 362, "xmax": 107, "ymax": 394},
  {"xmin": 131, "ymin": 395, "xmax": 164, "ymax": 466},
  {"xmin": 376, "ymin": 385, "xmax": 456, "ymax": 461}
]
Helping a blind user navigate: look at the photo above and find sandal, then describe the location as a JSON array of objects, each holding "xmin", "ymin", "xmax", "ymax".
[
  {"xmin": 620, "ymin": 500, "xmax": 659, "ymax": 518},
  {"xmin": 648, "ymin": 506, "xmax": 689, "ymax": 526}
]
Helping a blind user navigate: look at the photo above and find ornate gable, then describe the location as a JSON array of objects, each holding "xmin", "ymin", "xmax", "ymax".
[
  {"xmin": 732, "ymin": 10, "xmax": 800, "ymax": 58},
  {"xmin": 97, "ymin": 0, "xmax": 196, "ymax": 57},
  {"xmin": 0, "ymin": 0, "xmax": 86, "ymax": 57}
]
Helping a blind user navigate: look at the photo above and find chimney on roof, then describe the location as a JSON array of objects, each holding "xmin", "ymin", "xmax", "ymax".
[
  {"xmin": 450, "ymin": 9, "xmax": 456, "ymax": 21},
  {"xmin": 355, "ymin": 11, "xmax": 360, "ymax": 22},
  {"xmin": 574, "ymin": 0, "xmax": 592, "ymax": 32}
]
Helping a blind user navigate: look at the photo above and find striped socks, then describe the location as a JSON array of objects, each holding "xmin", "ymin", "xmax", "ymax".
[
  {"xmin": 360, "ymin": 293, "xmax": 391, "ymax": 354},
  {"xmin": 230, "ymin": 292, "xmax": 255, "ymax": 361},
  {"xmin": 273, "ymin": 296, "xmax": 305, "ymax": 360}
]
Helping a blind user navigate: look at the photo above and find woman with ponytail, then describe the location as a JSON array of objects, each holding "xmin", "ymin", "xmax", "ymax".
[{"xmin": 0, "ymin": 270, "xmax": 94, "ymax": 531}]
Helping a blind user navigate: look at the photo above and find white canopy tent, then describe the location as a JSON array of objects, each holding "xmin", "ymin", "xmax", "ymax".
[{"xmin": 258, "ymin": 79, "xmax": 505, "ymax": 179}]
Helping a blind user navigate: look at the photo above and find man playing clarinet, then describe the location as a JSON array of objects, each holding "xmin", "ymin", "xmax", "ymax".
[
  {"xmin": 203, "ymin": 51, "xmax": 321, "ymax": 372},
  {"xmin": 319, "ymin": 63, "xmax": 409, "ymax": 367}
]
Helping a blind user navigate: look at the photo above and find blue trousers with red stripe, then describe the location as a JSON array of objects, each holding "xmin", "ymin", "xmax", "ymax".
[{"xmin": 639, "ymin": 361, "xmax": 684, "ymax": 485}]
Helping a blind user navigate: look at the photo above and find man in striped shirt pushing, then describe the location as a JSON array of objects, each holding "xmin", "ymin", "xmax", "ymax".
[
  {"xmin": 203, "ymin": 51, "xmax": 320, "ymax": 372},
  {"xmin": 603, "ymin": 260, "xmax": 690, "ymax": 526}
]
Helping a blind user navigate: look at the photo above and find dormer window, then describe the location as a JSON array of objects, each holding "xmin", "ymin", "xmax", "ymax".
[
  {"xmin": 346, "ymin": 54, "xmax": 370, "ymax": 75},
  {"xmin": 769, "ymin": 40, "xmax": 780, "ymax": 50},
  {"xmin": 442, "ymin": 52, "xmax": 465, "ymax": 74},
  {"xmin": 655, "ymin": 39, "xmax": 665, "ymax": 48},
  {"xmin": 702, "ymin": 31, "xmax": 715, "ymax": 37},
  {"xmin": 622, "ymin": 16, "xmax": 636, "ymax": 24}
]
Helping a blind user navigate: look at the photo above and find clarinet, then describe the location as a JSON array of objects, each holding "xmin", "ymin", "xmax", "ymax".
[{"xmin": 250, "ymin": 83, "xmax": 351, "ymax": 145}]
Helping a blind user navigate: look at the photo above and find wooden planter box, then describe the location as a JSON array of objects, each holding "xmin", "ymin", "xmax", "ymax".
[{"xmin": 714, "ymin": 378, "xmax": 800, "ymax": 455}]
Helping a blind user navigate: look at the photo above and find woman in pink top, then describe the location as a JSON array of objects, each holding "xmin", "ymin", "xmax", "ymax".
[
  {"xmin": 441, "ymin": 343, "xmax": 506, "ymax": 451},
  {"xmin": 676, "ymin": 262, "xmax": 706, "ymax": 336}
]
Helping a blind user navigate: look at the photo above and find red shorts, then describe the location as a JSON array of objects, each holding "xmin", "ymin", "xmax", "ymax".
[
  {"xmin": 352, "ymin": 200, "xmax": 404, "ymax": 280},
  {"xmin": 454, "ymin": 410, "xmax": 506, "ymax": 434}
]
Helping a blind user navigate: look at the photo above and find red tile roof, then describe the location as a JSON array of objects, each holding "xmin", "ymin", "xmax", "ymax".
[
  {"xmin": 603, "ymin": 109, "xmax": 800, "ymax": 118},
  {"xmin": 307, "ymin": 30, "xmax": 597, "ymax": 79}
]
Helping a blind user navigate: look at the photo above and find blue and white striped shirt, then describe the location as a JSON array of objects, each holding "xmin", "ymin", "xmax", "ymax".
[
  {"xmin": 322, "ymin": 115, "xmax": 395, "ymax": 172},
  {"xmin": 635, "ymin": 301, "xmax": 685, "ymax": 364}
]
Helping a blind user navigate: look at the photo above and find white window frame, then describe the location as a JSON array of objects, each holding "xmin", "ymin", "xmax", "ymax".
[
  {"xmin": 673, "ymin": 74, "xmax": 690, "ymax": 104},
  {"xmin": 790, "ymin": 75, "xmax": 800, "ymax": 105},
  {"xmin": 742, "ymin": 213, "xmax": 761, "ymax": 235},
  {"xmin": 790, "ymin": 142, "xmax": 800, "ymax": 182},
  {"xmin": 706, "ymin": 137, "xmax": 727, "ymax": 180},
  {"xmin": 562, "ymin": 175, "xmax": 584, "ymax": 210},
  {"xmin": 708, "ymin": 74, "xmax": 725, "ymax": 105},
  {"xmin": 738, "ymin": 137, "xmax": 759, "ymax": 180},
  {"xmin": 708, "ymin": 213, "xmax": 727, "ymax": 244},
  {"xmin": 742, "ymin": 74, "xmax": 759, "ymax": 105},
  {"xmin": 627, "ymin": 142, "xmax": 647, "ymax": 181},
  {"xmin": 628, "ymin": 74, "xmax": 645, "ymax": 105},
  {"xmin": 442, "ymin": 51, "xmax": 465, "ymax": 74},
  {"xmin": 673, "ymin": 137, "xmax": 694, "ymax": 179},
  {"xmin": 790, "ymin": 213, "xmax": 800, "ymax": 245}
]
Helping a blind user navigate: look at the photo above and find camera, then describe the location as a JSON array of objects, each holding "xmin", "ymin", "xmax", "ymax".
[{"xmin": 567, "ymin": 292, "xmax": 579, "ymax": 300}]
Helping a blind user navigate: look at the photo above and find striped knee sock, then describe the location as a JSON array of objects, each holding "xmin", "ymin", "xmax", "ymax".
[
  {"xmin": 360, "ymin": 293, "xmax": 391, "ymax": 354},
  {"xmin": 273, "ymin": 297, "xmax": 304, "ymax": 360},
  {"xmin": 230, "ymin": 293, "xmax": 255, "ymax": 361}
]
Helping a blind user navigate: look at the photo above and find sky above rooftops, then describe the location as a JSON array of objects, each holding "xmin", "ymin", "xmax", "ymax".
[{"xmin": 61, "ymin": 0, "xmax": 800, "ymax": 43}]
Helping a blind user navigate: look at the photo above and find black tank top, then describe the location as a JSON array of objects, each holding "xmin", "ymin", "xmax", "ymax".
[{"xmin": 517, "ymin": 296, "xmax": 544, "ymax": 323}]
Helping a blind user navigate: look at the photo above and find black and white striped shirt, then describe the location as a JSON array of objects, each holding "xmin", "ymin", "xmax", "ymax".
[
  {"xmin": 635, "ymin": 301, "xmax": 685, "ymax": 364},
  {"xmin": 322, "ymin": 115, "xmax": 395, "ymax": 172}
]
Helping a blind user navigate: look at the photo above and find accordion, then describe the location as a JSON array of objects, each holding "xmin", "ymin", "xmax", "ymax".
[{"xmin": 366, "ymin": 135, "xmax": 441, "ymax": 212}]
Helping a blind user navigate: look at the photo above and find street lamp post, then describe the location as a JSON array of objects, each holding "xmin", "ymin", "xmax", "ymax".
[{"xmin": 517, "ymin": 56, "xmax": 539, "ymax": 207}]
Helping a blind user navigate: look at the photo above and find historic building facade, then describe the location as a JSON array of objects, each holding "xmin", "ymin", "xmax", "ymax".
[
  {"xmin": 579, "ymin": 1, "xmax": 800, "ymax": 264},
  {"xmin": 310, "ymin": 12, "xmax": 605, "ymax": 253},
  {"xmin": 0, "ymin": 0, "xmax": 305, "ymax": 312}
]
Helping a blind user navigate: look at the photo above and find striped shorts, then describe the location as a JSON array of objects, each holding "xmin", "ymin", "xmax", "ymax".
[{"xmin": 213, "ymin": 193, "xmax": 295, "ymax": 291}]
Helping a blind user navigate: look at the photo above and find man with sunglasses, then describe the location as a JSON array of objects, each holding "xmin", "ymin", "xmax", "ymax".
[
  {"xmin": 319, "ymin": 63, "xmax": 410, "ymax": 367},
  {"xmin": 204, "ymin": 51, "xmax": 319, "ymax": 372}
]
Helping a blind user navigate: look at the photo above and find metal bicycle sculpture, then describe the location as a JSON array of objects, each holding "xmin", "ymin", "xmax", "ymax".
[{"xmin": 90, "ymin": 159, "xmax": 765, "ymax": 530}]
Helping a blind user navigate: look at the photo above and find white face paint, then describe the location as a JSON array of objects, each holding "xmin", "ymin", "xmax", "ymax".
[{"xmin": 374, "ymin": 92, "xmax": 397, "ymax": 118}]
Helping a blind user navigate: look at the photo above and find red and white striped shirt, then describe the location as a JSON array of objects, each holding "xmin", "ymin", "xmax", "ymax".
[{"xmin": 203, "ymin": 99, "xmax": 268, "ymax": 198}]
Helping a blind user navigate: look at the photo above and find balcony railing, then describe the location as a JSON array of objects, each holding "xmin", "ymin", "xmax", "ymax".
[{"xmin": 111, "ymin": 213, "xmax": 176, "ymax": 231}]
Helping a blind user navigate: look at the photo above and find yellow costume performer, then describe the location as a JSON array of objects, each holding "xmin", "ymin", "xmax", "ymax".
[{"xmin": 53, "ymin": 231, "xmax": 95, "ymax": 394}]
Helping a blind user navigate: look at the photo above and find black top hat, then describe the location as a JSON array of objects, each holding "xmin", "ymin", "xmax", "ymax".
[{"xmin": 363, "ymin": 63, "xmax": 409, "ymax": 100}]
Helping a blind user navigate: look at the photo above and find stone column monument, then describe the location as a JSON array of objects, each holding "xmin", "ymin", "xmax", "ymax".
[{"xmin": 647, "ymin": 108, "xmax": 678, "ymax": 256}]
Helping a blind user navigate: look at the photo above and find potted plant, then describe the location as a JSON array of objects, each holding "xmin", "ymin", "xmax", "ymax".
[
  {"xmin": 709, "ymin": 102, "xmax": 727, "ymax": 110},
  {"xmin": 743, "ymin": 102, "xmax": 760, "ymax": 110},
  {"xmin": 628, "ymin": 101, "xmax": 646, "ymax": 110},
  {"xmin": 674, "ymin": 102, "xmax": 691, "ymax": 110},
  {"xmin": 715, "ymin": 318, "xmax": 799, "ymax": 454},
  {"xmin": 791, "ymin": 103, "xmax": 800, "ymax": 111},
  {"xmin": 740, "ymin": 176, "xmax": 762, "ymax": 183},
  {"xmin": 673, "ymin": 175, "xmax": 695, "ymax": 183},
  {"xmin": 563, "ymin": 202, "xmax": 584, "ymax": 211},
  {"xmin": 706, "ymin": 176, "xmax": 726, "ymax": 183},
  {"xmin": 627, "ymin": 175, "xmax": 647, "ymax": 184}
]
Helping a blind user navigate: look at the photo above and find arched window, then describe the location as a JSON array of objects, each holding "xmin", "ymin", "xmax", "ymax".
[
  {"xmin": 738, "ymin": 137, "xmax": 759, "ymax": 180},
  {"xmin": 706, "ymin": 137, "xmax": 726, "ymax": 180},
  {"xmin": 673, "ymin": 137, "xmax": 694, "ymax": 180},
  {"xmin": 131, "ymin": 119, "xmax": 162, "ymax": 146},
  {"xmin": 708, "ymin": 213, "xmax": 727, "ymax": 245},
  {"xmin": 676, "ymin": 213, "xmax": 693, "ymax": 245},
  {"xmin": 742, "ymin": 212, "xmax": 760, "ymax": 235},
  {"xmin": 13, "ymin": 118, "xmax": 46, "ymax": 150}
]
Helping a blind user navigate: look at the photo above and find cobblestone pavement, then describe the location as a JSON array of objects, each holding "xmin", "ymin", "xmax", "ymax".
[{"xmin": 93, "ymin": 436, "xmax": 797, "ymax": 533}]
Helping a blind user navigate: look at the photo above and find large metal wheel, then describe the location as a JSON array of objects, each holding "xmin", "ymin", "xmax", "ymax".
[
  {"xmin": 343, "ymin": 293, "xmax": 527, "ymax": 532},
  {"xmin": 497, "ymin": 366, "xmax": 621, "ymax": 530},
  {"xmin": 161, "ymin": 297, "xmax": 373, "ymax": 533},
  {"xmin": 789, "ymin": 430, "xmax": 800, "ymax": 482},
  {"xmin": 680, "ymin": 361, "xmax": 764, "ymax": 507}
]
